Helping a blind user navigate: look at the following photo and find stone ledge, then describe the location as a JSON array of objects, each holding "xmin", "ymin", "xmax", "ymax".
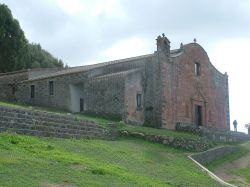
[
  {"xmin": 176, "ymin": 123, "xmax": 250, "ymax": 143},
  {"xmin": 120, "ymin": 130, "xmax": 214, "ymax": 151}
]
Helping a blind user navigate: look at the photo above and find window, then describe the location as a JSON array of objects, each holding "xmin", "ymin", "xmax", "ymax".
[
  {"xmin": 136, "ymin": 93, "xmax": 142, "ymax": 108},
  {"xmin": 195, "ymin": 62, "xmax": 201, "ymax": 76},
  {"xmin": 31, "ymin": 85, "xmax": 35, "ymax": 98},
  {"xmin": 49, "ymin": 81, "xmax": 54, "ymax": 95}
]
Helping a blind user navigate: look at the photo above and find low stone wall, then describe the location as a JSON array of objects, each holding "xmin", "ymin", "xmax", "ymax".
[
  {"xmin": 0, "ymin": 105, "xmax": 112, "ymax": 139},
  {"xmin": 190, "ymin": 146, "xmax": 236, "ymax": 165},
  {"xmin": 120, "ymin": 130, "xmax": 215, "ymax": 152},
  {"xmin": 176, "ymin": 123, "xmax": 250, "ymax": 143}
]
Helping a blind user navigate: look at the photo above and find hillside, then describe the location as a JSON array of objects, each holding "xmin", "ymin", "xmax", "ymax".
[
  {"xmin": 0, "ymin": 133, "xmax": 223, "ymax": 187},
  {"xmin": 207, "ymin": 141, "xmax": 250, "ymax": 187},
  {"xmin": 1, "ymin": 100, "xmax": 249, "ymax": 186}
]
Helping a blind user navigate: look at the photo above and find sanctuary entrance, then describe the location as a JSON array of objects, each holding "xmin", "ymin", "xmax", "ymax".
[{"xmin": 195, "ymin": 105, "xmax": 202, "ymax": 127}]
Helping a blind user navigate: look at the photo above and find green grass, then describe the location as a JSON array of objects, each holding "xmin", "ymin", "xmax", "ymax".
[
  {"xmin": 120, "ymin": 124, "xmax": 200, "ymax": 139},
  {"xmin": 206, "ymin": 146, "xmax": 249, "ymax": 171},
  {"xmin": 206, "ymin": 141, "xmax": 250, "ymax": 186},
  {"xmin": 0, "ymin": 133, "xmax": 223, "ymax": 187},
  {"xmin": 231, "ymin": 166, "xmax": 250, "ymax": 184}
]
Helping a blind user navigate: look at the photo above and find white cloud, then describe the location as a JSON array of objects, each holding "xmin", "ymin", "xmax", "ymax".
[
  {"xmin": 102, "ymin": 36, "xmax": 151, "ymax": 60},
  {"xmin": 53, "ymin": 0, "xmax": 85, "ymax": 16}
]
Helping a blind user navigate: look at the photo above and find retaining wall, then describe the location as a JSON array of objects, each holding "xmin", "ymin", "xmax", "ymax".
[
  {"xmin": 176, "ymin": 123, "xmax": 250, "ymax": 143},
  {"xmin": 0, "ymin": 105, "xmax": 112, "ymax": 139},
  {"xmin": 190, "ymin": 146, "xmax": 236, "ymax": 165},
  {"xmin": 120, "ymin": 130, "xmax": 215, "ymax": 152}
]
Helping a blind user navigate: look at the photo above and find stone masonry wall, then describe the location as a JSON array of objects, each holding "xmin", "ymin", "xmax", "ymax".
[
  {"xmin": 85, "ymin": 72, "xmax": 126, "ymax": 117},
  {"xmin": 143, "ymin": 54, "xmax": 162, "ymax": 127},
  {"xmin": 124, "ymin": 70, "xmax": 144, "ymax": 124},
  {"xmin": 120, "ymin": 130, "xmax": 214, "ymax": 152},
  {"xmin": 17, "ymin": 71, "xmax": 89, "ymax": 111},
  {"xmin": 0, "ymin": 70, "xmax": 29, "ymax": 101},
  {"xmin": 191, "ymin": 146, "xmax": 236, "ymax": 165},
  {"xmin": 171, "ymin": 43, "xmax": 230, "ymax": 130},
  {"xmin": 176, "ymin": 123, "xmax": 250, "ymax": 142},
  {"xmin": 0, "ymin": 105, "xmax": 110, "ymax": 139},
  {"xmin": 17, "ymin": 55, "xmax": 161, "ymax": 125}
]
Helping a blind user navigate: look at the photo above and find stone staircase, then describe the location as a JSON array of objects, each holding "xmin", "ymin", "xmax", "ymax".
[{"xmin": 0, "ymin": 105, "xmax": 111, "ymax": 139}]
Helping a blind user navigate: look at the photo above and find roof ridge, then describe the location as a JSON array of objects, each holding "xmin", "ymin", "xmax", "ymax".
[
  {"xmin": 22, "ymin": 53, "xmax": 154, "ymax": 82},
  {"xmin": 90, "ymin": 68, "xmax": 140, "ymax": 80}
]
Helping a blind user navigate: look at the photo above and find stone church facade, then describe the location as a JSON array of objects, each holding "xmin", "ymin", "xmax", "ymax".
[{"xmin": 0, "ymin": 35, "xmax": 230, "ymax": 130}]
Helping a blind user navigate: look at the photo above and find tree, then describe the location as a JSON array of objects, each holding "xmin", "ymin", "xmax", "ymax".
[
  {"xmin": 25, "ymin": 43, "xmax": 64, "ymax": 69},
  {"xmin": 0, "ymin": 4, "xmax": 64, "ymax": 72},
  {"xmin": 0, "ymin": 4, "xmax": 27, "ymax": 73}
]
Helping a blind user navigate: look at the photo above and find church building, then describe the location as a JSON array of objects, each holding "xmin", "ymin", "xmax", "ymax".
[{"xmin": 0, "ymin": 34, "xmax": 230, "ymax": 130}]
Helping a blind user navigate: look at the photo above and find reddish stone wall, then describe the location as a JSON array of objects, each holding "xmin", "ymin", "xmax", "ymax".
[
  {"xmin": 172, "ymin": 43, "xmax": 229, "ymax": 130},
  {"xmin": 159, "ymin": 55, "xmax": 175, "ymax": 129}
]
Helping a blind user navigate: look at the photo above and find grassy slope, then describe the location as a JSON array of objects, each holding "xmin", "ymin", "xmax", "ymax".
[
  {"xmin": 0, "ymin": 133, "xmax": 223, "ymax": 187},
  {"xmin": 207, "ymin": 141, "xmax": 250, "ymax": 186}
]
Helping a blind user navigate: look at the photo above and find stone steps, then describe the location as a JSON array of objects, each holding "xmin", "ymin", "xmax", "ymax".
[
  {"xmin": 0, "ymin": 126, "xmax": 90, "ymax": 139},
  {"xmin": 0, "ymin": 107, "xmax": 74, "ymax": 120},
  {"xmin": 0, "ymin": 121, "xmax": 104, "ymax": 136},
  {"xmin": 0, "ymin": 114, "xmax": 101, "ymax": 130},
  {"xmin": 0, "ymin": 108, "xmax": 90, "ymax": 125},
  {"xmin": 0, "ymin": 105, "xmax": 110, "ymax": 139}
]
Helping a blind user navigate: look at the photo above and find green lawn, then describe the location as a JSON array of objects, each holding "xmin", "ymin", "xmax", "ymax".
[{"xmin": 0, "ymin": 133, "xmax": 223, "ymax": 187}]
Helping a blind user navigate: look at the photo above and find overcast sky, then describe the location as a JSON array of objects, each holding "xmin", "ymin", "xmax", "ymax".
[{"xmin": 2, "ymin": 0, "xmax": 250, "ymax": 132}]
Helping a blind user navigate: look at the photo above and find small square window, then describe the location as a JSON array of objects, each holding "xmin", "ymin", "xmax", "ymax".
[
  {"xmin": 195, "ymin": 63, "xmax": 201, "ymax": 76},
  {"xmin": 136, "ymin": 93, "xmax": 142, "ymax": 108},
  {"xmin": 30, "ymin": 85, "xmax": 35, "ymax": 98},
  {"xmin": 49, "ymin": 81, "xmax": 54, "ymax": 95}
]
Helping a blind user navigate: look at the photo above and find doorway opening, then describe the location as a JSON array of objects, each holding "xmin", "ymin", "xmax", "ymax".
[
  {"xmin": 80, "ymin": 98, "xmax": 84, "ymax": 112},
  {"xmin": 195, "ymin": 105, "xmax": 202, "ymax": 127}
]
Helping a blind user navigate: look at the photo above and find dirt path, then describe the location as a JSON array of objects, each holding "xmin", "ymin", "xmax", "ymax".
[{"xmin": 213, "ymin": 154, "xmax": 250, "ymax": 186}]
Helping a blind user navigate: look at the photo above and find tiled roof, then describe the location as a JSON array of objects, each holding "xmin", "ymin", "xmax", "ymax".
[
  {"xmin": 19, "ymin": 47, "xmax": 186, "ymax": 82},
  {"xmin": 24, "ymin": 53, "xmax": 154, "ymax": 82},
  {"xmin": 90, "ymin": 68, "xmax": 140, "ymax": 81}
]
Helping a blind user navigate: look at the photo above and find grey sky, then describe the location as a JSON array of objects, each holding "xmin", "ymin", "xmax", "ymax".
[{"xmin": 1, "ymin": 0, "xmax": 250, "ymax": 132}]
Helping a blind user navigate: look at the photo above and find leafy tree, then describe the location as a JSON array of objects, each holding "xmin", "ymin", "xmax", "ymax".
[
  {"xmin": 25, "ymin": 43, "xmax": 63, "ymax": 69},
  {"xmin": 0, "ymin": 4, "xmax": 27, "ymax": 72},
  {"xmin": 0, "ymin": 4, "xmax": 64, "ymax": 72}
]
